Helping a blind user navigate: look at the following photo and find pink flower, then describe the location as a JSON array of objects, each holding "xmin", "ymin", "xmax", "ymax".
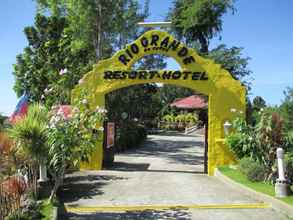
[
  {"xmin": 59, "ymin": 68, "xmax": 68, "ymax": 75},
  {"xmin": 78, "ymin": 78, "xmax": 84, "ymax": 84}
]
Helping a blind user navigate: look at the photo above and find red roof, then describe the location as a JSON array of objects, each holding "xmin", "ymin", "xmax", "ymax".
[
  {"xmin": 52, "ymin": 105, "xmax": 72, "ymax": 119},
  {"xmin": 170, "ymin": 95, "xmax": 207, "ymax": 109}
]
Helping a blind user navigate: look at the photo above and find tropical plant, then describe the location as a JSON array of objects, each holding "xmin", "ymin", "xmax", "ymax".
[
  {"xmin": 254, "ymin": 112, "xmax": 283, "ymax": 181},
  {"xmin": 162, "ymin": 114, "xmax": 176, "ymax": 123},
  {"xmin": 8, "ymin": 104, "xmax": 48, "ymax": 166},
  {"xmin": 226, "ymin": 112, "xmax": 286, "ymax": 182},
  {"xmin": 0, "ymin": 132, "xmax": 18, "ymax": 177},
  {"xmin": 225, "ymin": 118, "xmax": 256, "ymax": 160},
  {"xmin": 184, "ymin": 113, "xmax": 198, "ymax": 126},
  {"xmin": 47, "ymin": 100, "xmax": 106, "ymax": 202}
]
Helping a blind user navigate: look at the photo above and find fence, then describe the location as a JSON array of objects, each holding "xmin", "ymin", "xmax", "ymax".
[{"xmin": 0, "ymin": 165, "xmax": 37, "ymax": 220}]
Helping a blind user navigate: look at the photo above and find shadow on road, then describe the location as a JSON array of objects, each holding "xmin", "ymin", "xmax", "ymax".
[
  {"xmin": 106, "ymin": 161, "xmax": 204, "ymax": 174},
  {"xmin": 117, "ymin": 137, "xmax": 205, "ymax": 167},
  {"xmin": 59, "ymin": 174, "xmax": 128, "ymax": 203},
  {"xmin": 152, "ymin": 130, "xmax": 203, "ymax": 138},
  {"xmin": 108, "ymin": 161, "xmax": 151, "ymax": 171},
  {"xmin": 63, "ymin": 208, "xmax": 191, "ymax": 220}
]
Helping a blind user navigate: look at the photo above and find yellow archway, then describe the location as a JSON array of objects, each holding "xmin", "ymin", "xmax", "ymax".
[{"xmin": 72, "ymin": 30, "xmax": 246, "ymax": 175}]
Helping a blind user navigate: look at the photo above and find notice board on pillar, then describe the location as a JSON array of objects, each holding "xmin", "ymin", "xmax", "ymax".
[{"xmin": 106, "ymin": 122, "xmax": 115, "ymax": 148}]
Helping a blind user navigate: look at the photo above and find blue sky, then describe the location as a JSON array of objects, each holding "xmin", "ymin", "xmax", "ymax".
[{"xmin": 1, "ymin": 0, "xmax": 292, "ymax": 116}]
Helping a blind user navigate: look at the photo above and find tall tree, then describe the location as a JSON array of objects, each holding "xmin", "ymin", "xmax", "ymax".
[
  {"xmin": 252, "ymin": 96, "xmax": 266, "ymax": 111},
  {"xmin": 208, "ymin": 44, "xmax": 252, "ymax": 88},
  {"xmin": 169, "ymin": 0, "xmax": 252, "ymax": 89},
  {"xmin": 280, "ymin": 87, "xmax": 293, "ymax": 132},
  {"xmin": 15, "ymin": 1, "xmax": 149, "ymax": 107},
  {"xmin": 36, "ymin": 0, "xmax": 150, "ymax": 60},
  {"xmin": 13, "ymin": 14, "xmax": 93, "ymax": 107},
  {"xmin": 169, "ymin": 0, "xmax": 235, "ymax": 54}
]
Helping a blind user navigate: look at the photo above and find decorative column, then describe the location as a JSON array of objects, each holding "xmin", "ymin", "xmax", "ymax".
[{"xmin": 275, "ymin": 148, "xmax": 291, "ymax": 197}]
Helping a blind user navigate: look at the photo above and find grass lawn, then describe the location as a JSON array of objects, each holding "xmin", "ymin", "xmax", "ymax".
[
  {"xmin": 218, "ymin": 166, "xmax": 293, "ymax": 206},
  {"xmin": 40, "ymin": 199, "xmax": 54, "ymax": 220}
]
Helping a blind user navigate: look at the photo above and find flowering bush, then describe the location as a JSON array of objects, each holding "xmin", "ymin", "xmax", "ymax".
[{"xmin": 47, "ymin": 100, "xmax": 106, "ymax": 201}]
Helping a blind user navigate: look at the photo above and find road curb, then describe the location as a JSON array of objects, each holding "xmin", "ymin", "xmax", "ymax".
[{"xmin": 215, "ymin": 168, "xmax": 293, "ymax": 217}]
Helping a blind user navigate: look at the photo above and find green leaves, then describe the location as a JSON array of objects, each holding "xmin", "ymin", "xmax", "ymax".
[
  {"xmin": 8, "ymin": 104, "xmax": 49, "ymax": 163},
  {"xmin": 208, "ymin": 44, "xmax": 252, "ymax": 88},
  {"xmin": 13, "ymin": 14, "xmax": 94, "ymax": 108},
  {"xmin": 226, "ymin": 112, "xmax": 286, "ymax": 181},
  {"xmin": 170, "ymin": 0, "xmax": 235, "ymax": 53},
  {"xmin": 280, "ymin": 87, "xmax": 293, "ymax": 132}
]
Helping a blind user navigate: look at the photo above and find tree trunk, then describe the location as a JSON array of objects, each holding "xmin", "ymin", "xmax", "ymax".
[
  {"xmin": 94, "ymin": 0, "xmax": 102, "ymax": 60},
  {"xmin": 197, "ymin": 33, "xmax": 209, "ymax": 54},
  {"xmin": 49, "ymin": 167, "xmax": 65, "ymax": 202}
]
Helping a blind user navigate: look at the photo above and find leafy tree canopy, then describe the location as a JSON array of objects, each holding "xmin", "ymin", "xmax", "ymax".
[
  {"xmin": 280, "ymin": 87, "xmax": 293, "ymax": 132},
  {"xmin": 36, "ymin": 0, "xmax": 150, "ymax": 60},
  {"xmin": 208, "ymin": 44, "xmax": 252, "ymax": 88},
  {"xmin": 13, "ymin": 14, "xmax": 94, "ymax": 107},
  {"xmin": 169, "ymin": 0, "xmax": 235, "ymax": 53},
  {"xmin": 169, "ymin": 0, "xmax": 252, "ymax": 90},
  {"xmin": 252, "ymin": 96, "xmax": 266, "ymax": 111}
]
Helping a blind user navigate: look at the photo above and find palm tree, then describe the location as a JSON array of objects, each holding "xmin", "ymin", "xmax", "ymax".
[{"xmin": 8, "ymin": 104, "xmax": 49, "ymax": 188}]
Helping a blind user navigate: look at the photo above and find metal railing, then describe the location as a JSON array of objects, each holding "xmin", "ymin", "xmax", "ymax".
[{"xmin": 184, "ymin": 125, "xmax": 199, "ymax": 134}]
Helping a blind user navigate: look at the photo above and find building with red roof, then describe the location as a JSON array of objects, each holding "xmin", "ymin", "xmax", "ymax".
[{"xmin": 170, "ymin": 95, "xmax": 207, "ymax": 109}]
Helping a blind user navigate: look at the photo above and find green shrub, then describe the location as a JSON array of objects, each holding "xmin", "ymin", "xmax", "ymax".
[
  {"xmin": 6, "ymin": 211, "xmax": 31, "ymax": 220},
  {"xmin": 284, "ymin": 131, "xmax": 293, "ymax": 151},
  {"xmin": 238, "ymin": 157, "xmax": 253, "ymax": 176},
  {"xmin": 184, "ymin": 113, "xmax": 198, "ymax": 126},
  {"xmin": 285, "ymin": 152, "xmax": 293, "ymax": 184},
  {"xmin": 247, "ymin": 163, "xmax": 266, "ymax": 182},
  {"xmin": 162, "ymin": 114, "xmax": 175, "ymax": 123},
  {"xmin": 238, "ymin": 157, "xmax": 265, "ymax": 182},
  {"xmin": 116, "ymin": 122, "xmax": 147, "ymax": 151}
]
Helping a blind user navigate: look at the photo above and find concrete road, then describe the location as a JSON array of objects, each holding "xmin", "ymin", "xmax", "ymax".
[{"xmin": 60, "ymin": 133, "xmax": 289, "ymax": 220}]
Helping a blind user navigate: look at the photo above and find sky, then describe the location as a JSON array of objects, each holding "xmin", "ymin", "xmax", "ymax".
[{"xmin": 1, "ymin": 0, "xmax": 293, "ymax": 116}]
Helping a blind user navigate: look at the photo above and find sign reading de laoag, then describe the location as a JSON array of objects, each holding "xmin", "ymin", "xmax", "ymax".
[
  {"xmin": 118, "ymin": 34, "xmax": 196, "ymax": 66},
  {"xmin": 104, "ymin": 70, "xmax": 208, "ymax": 81}
]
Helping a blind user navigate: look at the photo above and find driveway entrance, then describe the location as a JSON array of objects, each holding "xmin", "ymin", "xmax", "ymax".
[{"xmin": 60, "ymin": 132, "xmax": 287, "ymax": 220}]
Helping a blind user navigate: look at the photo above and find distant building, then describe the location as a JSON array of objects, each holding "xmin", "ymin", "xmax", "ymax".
[{"xmin": 170, "ymin": 95, "xmax": 207, "ymax": 110}]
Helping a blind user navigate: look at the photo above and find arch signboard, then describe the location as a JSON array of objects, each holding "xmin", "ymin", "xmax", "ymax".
[{"xmin": 72, "ymin": 30, "xmax": 246, "ymax": 175}]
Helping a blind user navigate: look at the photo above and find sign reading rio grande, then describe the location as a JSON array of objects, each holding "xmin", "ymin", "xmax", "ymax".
[{"xmin": 118, "ymin": 33, "xmax": 196, "ymax": 66}]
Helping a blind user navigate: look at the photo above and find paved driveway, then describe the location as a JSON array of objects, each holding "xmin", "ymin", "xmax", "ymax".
[{"xmin": 60, "ymin": 133, "xmax": 288, "ymax": 220}]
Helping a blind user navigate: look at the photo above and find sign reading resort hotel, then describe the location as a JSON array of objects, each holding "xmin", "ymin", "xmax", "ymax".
[{"xmin": 103, "ymin": 70, "xmax": 208, "ymax": 81}]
